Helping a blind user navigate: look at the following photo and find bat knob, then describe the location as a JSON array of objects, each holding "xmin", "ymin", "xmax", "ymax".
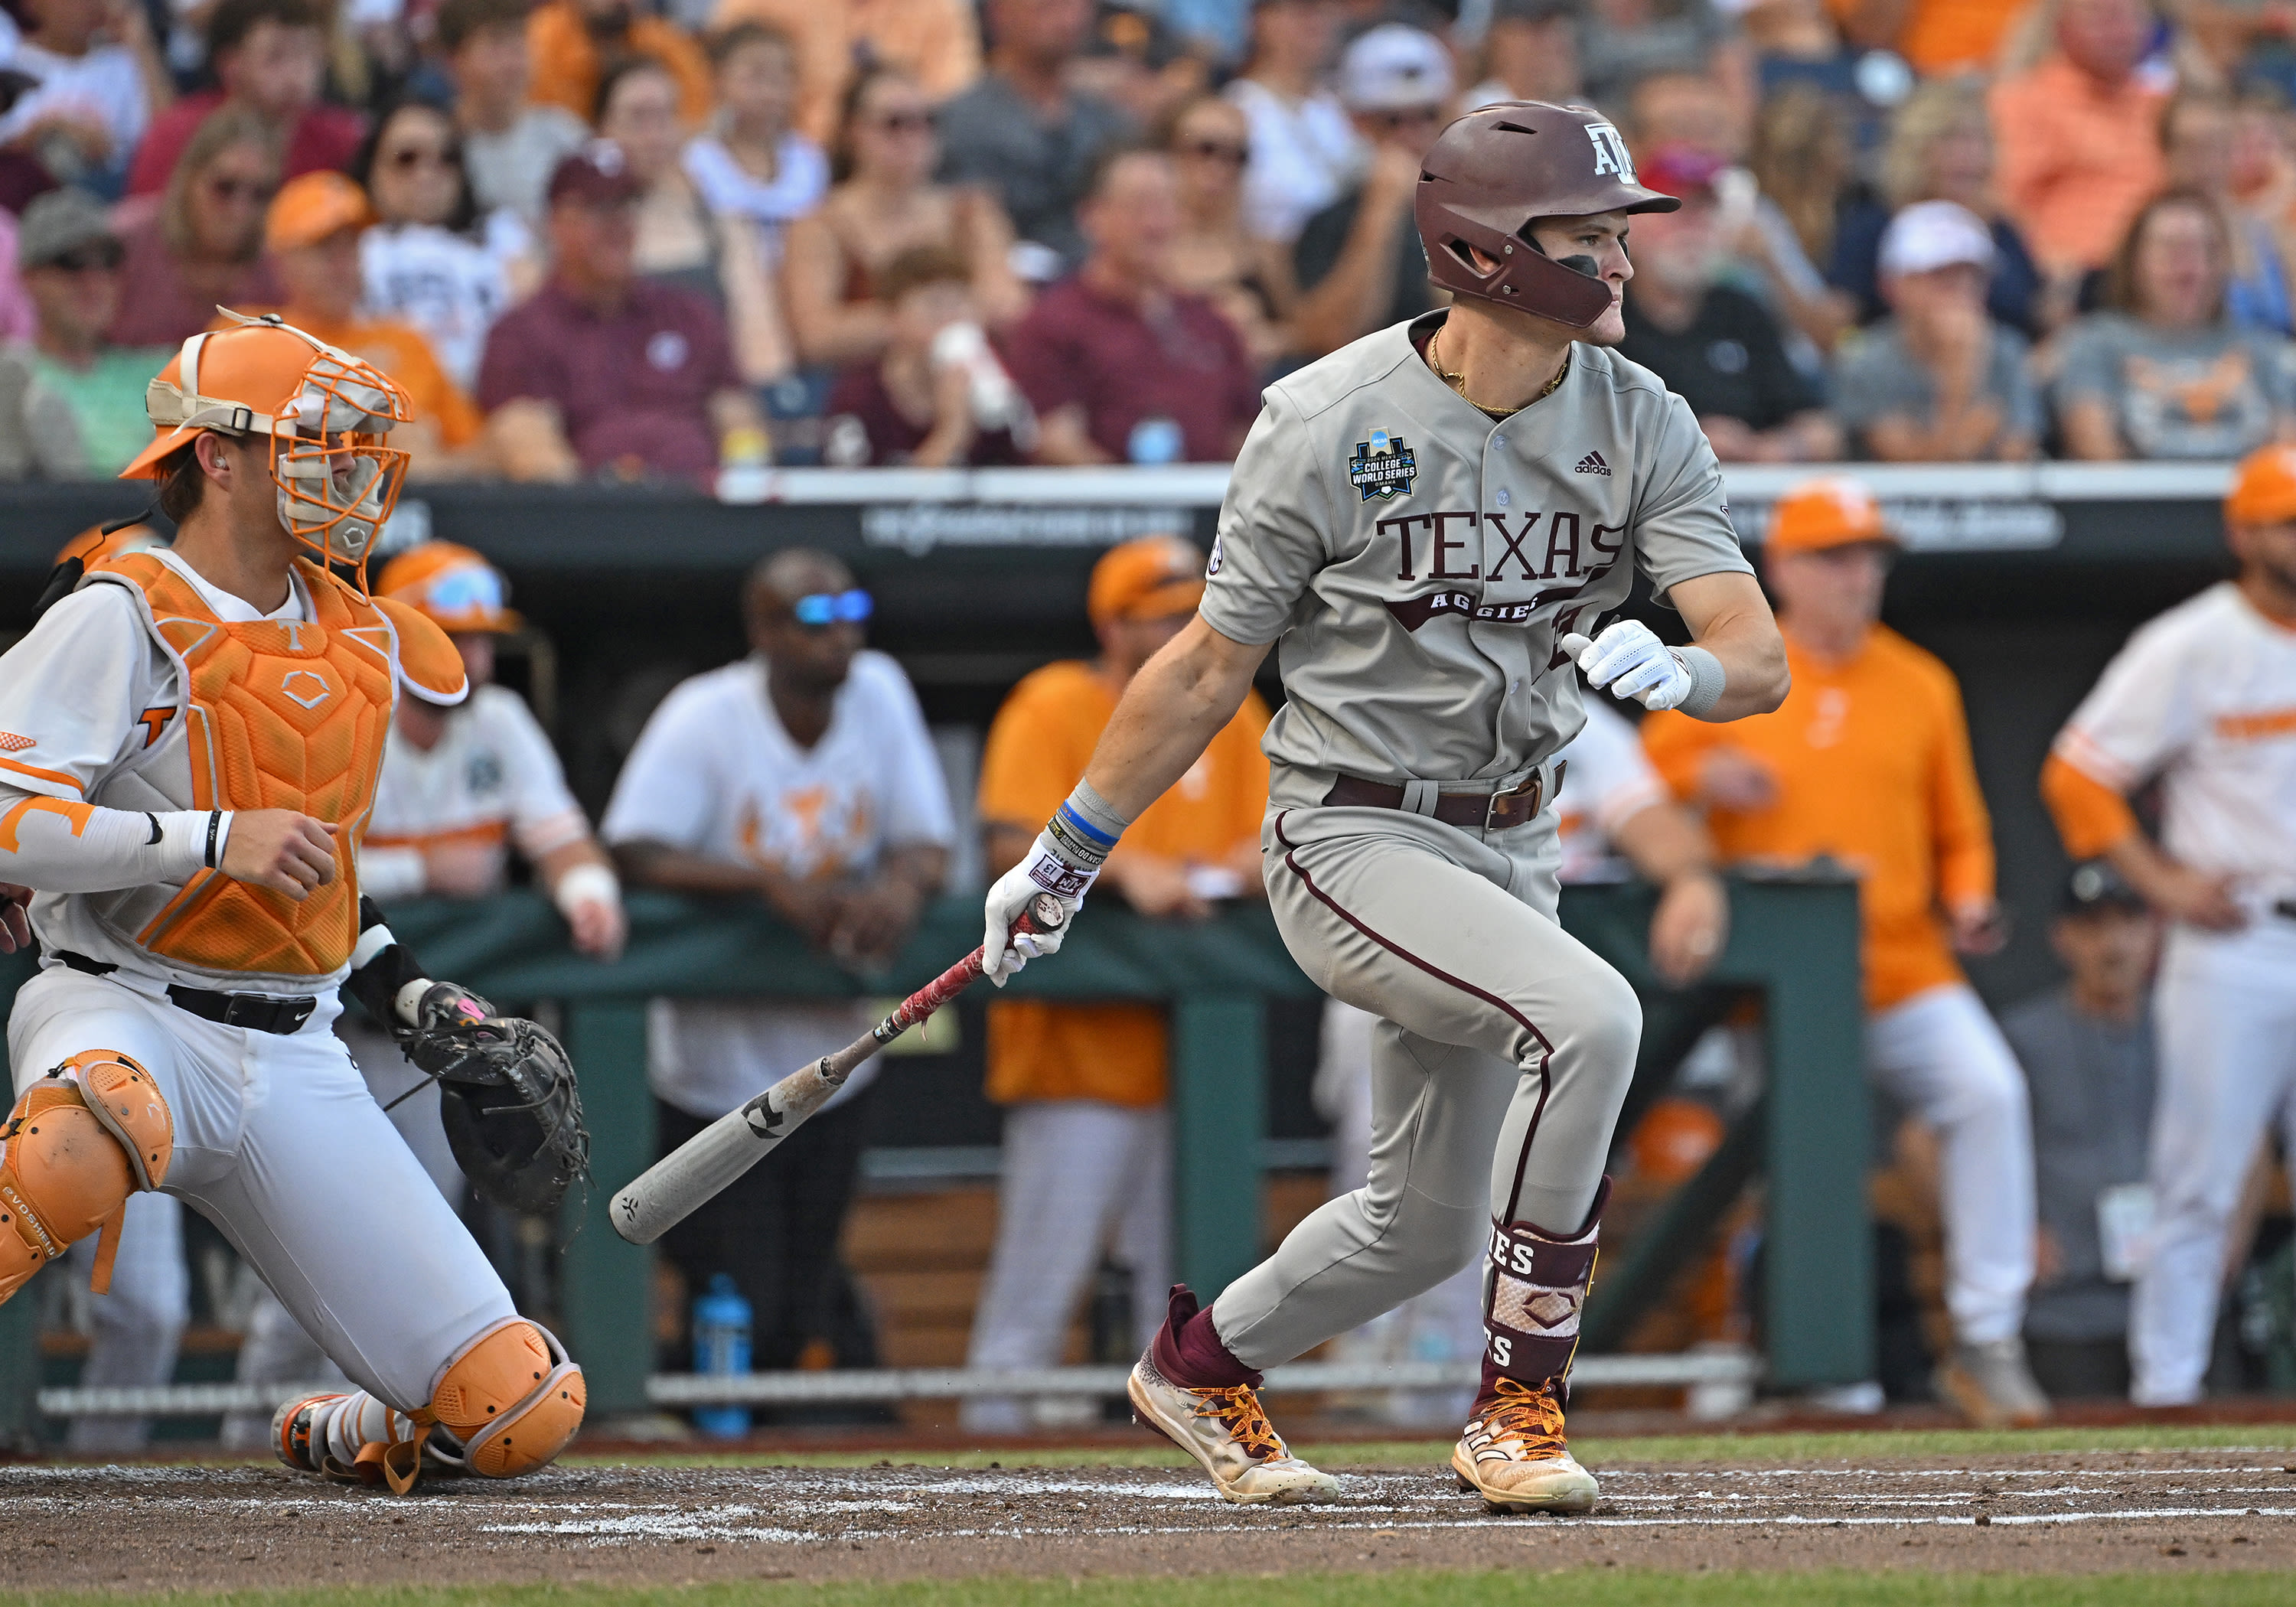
[{"xmin": 1026, "ymin": 892, "xmax": 1068, "ymax": 932}]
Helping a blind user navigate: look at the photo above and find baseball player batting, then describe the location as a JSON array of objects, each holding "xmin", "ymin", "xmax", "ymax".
[
  {"xmin": 2042, "ymin": 443, "xmax": 2296, "ymax": 1405},
  {"xmin": 980, "ymin": 103, "xmax": 1789, "ymax": 1512}
]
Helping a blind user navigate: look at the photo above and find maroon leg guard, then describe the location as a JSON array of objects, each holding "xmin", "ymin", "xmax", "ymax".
[
  {"xmin": 1150, "ymin": 1283, "xmax": 1261, "ymax": 1390},
  {"xmin": 1479, "ymin": 1178, "xmax": 1610, "ymax": 1397}
]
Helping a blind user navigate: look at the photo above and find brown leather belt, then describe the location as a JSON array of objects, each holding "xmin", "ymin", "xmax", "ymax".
[{"xmin": 1322, "ymin": 763, "xmax": 1564, "ymax": 832}]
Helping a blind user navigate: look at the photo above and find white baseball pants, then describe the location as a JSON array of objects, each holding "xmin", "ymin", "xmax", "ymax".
[
  {"xmin": 8, "ymin": 966, "xmax": 517, "ymax": 1412},
  {"xmin": 963, "ymin": 1099, "xmax": 1171, "ymax": 1432},
  {"xmin": 60, "ymin": 1189, "xmax": 188, "ymax": 1454},
  {"xmin": 1212, "ymin": 803, "xmax": 1636, "ymax": 1370},
  {"xmin": 220, "ymin": 1017, "xmax": 468, "ymax": 1443},
  {"xmin": 2131, "ymin": 923, "xmax": 2296, "ymax": 1405},
  {"xmin": 1867, "ymin": 982, "xmax": 2037, "ymax": 1346}
]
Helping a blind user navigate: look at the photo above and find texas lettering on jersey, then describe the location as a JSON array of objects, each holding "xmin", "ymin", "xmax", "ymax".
[{"xmin": 1378, "ymin": 506, "xmax": 1622, "ymax": 632}]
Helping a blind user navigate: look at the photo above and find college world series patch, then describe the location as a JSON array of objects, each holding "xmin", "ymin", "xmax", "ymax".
[{"xmin": 1348, "ymin": 431, "xmax": 1418, "ymax": 502}]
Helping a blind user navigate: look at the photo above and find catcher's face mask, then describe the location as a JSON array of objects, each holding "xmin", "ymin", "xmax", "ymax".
[{"xmin": 123, "ymin": 311, "xmax": 413, "ymax": 573}]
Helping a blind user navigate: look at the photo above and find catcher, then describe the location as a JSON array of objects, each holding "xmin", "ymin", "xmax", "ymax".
[{"xmin": 0, "ymin": 312, "xmax": 587, "ymax": 1491}]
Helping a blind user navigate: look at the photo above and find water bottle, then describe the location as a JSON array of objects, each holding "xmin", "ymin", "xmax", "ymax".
[{"xmin": 691, "ymin": 1273, "xmax": 752, "ymax": 1439}]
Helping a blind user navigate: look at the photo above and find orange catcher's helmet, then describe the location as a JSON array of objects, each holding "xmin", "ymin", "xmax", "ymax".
[
  {"xmin": 119, "ymin": 310, "xmax": 413, "ymax": 569},
  {"xmin": 377, "ymin": 541, "xmax": 522, "ymax": 634}
]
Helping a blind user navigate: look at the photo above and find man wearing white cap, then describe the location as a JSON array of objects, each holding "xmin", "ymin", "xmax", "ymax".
[
  {"xmin": 1290, "ymin": 23, "xmax": 1452, "ymax": 357},
  {"xmin": 1830, "ymin": 200, "xmax": 2043, "ymax": 464}
]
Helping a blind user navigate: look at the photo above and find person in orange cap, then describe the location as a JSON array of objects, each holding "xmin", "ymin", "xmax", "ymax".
[
  {"xmin": 1642, "ymin": 474, "xmax": 2048, "ymax": 1427},
  {"xmin": 0, "ymin": 312, "xmax": 587, "ymax": 1491},
  {"xmin": 2040, "ymin": 442, "xmax": 2296, "ymax": 1406},
  {"xmin": 237, "ymin": 171, "xmax": 488, "ymax": 473},
  {"xmin": 961, "ymin": 533, "xmax": 1271, "ymax": 1431}
]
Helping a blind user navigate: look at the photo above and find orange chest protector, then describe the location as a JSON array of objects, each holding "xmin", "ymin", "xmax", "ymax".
[{"xmin": 90, "ymin": 552, "xmax": 400, "ymax": 977}]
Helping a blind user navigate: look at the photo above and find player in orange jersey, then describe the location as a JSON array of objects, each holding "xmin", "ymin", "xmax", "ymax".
[
  {"xmin": 0, "ymin": 312, "xmax": 583, "ymax": 1490},
  {"xmin": 1642, "ymin": 475, "xmax": 2047, "ymax": 1426}
]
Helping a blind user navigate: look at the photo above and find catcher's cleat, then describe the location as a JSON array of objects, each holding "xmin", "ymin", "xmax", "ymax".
[
  {"xmin": 1450, "ymin": 1376, "xmax": 1600, "ymax": 1514},
  {"xmin": 272, "ymin": 1392, "xmax": 348, "ymax": 1476},
  {"xmin": 1127, "ymin": 1349, "xmax": 1340, "ymax": 1505}
]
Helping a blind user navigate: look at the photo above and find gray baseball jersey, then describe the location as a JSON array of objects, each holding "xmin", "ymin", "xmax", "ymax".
[{"xmin": 1198, "ymin": 313, "xmax": 1752, "ymax": 807}]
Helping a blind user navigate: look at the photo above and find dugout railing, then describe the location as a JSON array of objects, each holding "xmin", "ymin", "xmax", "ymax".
[{"xmin": 0, "ymin": 877, "xmax": 1860, "ymax": 1436}]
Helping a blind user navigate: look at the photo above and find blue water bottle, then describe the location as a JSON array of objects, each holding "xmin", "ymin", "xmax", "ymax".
[{"xmin": 691, "ymin": 1274, "xmax": 752, "ymax": 1439}]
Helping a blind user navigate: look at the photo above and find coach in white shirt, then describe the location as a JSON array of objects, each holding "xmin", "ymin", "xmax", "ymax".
[{"xmin": 605, "ymin": 547, "xmax": 954, "ymax": 1379}]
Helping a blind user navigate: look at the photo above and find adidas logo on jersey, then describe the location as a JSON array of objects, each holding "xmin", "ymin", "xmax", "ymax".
[{"xmin": 1574, "ymin": 451, "xmax": 1609, "ymax": 476}]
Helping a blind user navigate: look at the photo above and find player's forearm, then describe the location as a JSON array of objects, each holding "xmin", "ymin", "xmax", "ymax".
[
  {"xmin": 0, "ymin": 791, "xmax": 227, "ymax": 893},
  {"xmin": 1670, "ymin": 572, "xmax": 1789, "ymax": 720},
  {"xmin": 1083, "ymin": 618, "xmax": 1272, "ymax": 822}
]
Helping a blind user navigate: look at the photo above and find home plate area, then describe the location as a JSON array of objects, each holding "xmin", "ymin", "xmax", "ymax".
[{"xmin": 7, "ymin": 1452, "xmax": 2296, "ymax": 1587}]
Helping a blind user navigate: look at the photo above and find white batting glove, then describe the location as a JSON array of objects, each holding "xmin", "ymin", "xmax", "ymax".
[
  {"xmin": 980, "ymin": 832, "xmax": 1094, "ymax": 986},
  {"xmin": 1566, "ymin": 621, "xmax": 1694, "ymax": 712}
]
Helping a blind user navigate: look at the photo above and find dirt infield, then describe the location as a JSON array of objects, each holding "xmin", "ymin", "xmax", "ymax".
[{"xmin": 8, "ymin": 1442, "xmax": 2296, "ymax": 1592}]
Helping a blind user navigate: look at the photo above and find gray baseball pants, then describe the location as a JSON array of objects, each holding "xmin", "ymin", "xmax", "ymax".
[{"xmin": 1209, "ymin": 798, "xmax": 1640, "ymax": 1370}]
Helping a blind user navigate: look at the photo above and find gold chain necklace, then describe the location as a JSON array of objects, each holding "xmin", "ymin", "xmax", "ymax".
[{"xmin": 1430, "ymin": 328, "xmax": 1570, "ymax": 418}]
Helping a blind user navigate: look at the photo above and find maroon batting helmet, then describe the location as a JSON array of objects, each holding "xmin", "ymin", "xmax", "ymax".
[{"xmin": 1417, "ymin": 102, "xmax": 1680, "ymax": 328}]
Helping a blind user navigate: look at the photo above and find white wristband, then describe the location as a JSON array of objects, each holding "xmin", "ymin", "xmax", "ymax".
[{"xmin": 552, "ymin": 861, "xmax": 621, "ymax": 920}]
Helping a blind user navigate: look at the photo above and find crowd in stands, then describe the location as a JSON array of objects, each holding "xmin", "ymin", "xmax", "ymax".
[{"xmin": 8, "ymin": 0, "xmax": 2296, "ymax": 482}]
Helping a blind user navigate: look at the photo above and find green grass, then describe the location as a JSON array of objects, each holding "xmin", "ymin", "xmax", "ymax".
[
  {"xmin": 6, "ymin": 1573, "xmax": 2294, "ymax": 1607},
  {"xmin": 560, "ymin": 1420, "xmax": 2296, "ymax": 1472}
]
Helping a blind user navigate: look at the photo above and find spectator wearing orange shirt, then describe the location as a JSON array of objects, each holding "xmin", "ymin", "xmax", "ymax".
[
  {"xmin": 1988, "ymin": 0, "xmax": 2169, "ymax": 279},
  {"xmin": 245, "ymin": 171, "xmax": 488, "ymax": 474},
  {"xmin": 1642, "ymin": 477, "xmax": 2048, "ymax": 1427},
  {"xmin": 1830, "ymin": 0, "xmax": 2033, "ymax": 77},
  {"xmin": 963, "ymin": 536, "xmax": 1269, "ymax": 1433},
  {"xmin": 525, "ymin": 0, "xmax": 713, "ymax": 132}
]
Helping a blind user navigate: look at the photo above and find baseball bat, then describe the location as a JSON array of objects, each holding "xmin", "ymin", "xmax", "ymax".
[{"xmin": 609, "ymin": 892, "xmax": 1068, "ymax": 1244}]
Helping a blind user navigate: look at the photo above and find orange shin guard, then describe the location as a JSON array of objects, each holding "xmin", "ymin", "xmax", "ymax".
[{"xmin": 0, "ymin": 1052, "xmax": 173, "ymax": 1305}]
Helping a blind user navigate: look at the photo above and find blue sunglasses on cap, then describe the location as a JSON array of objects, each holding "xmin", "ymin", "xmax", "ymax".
[{"xmin": 791, "ymin": 588, "xmax": 872, "ymax": 627}]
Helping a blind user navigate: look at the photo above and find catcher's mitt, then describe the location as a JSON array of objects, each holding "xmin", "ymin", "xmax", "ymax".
[{"xmin": 399, "ymin": 982, "xmax": 590, "ymax": 1215}]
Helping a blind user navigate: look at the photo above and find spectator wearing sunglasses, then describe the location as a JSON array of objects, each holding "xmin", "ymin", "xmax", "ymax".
[
  {"xmin": 605, "ymin": 548, "xmax": 954, "ymax": 1387},
  {"xmin": 1161, "ymin": 92, "xmax": 1296, "ymax": 373},
  {"xmin": 0, "ymin": 187, "xmax": 171, "ymax": 478},
  {"xmin": 124, "ymin": 0, "xmax": 365, "ymax": 199},
  {"xmin": 437, "ymin": 0, "xmax": 589, "ymax": 229},
  {"xmin": 0, "ymin": 0, "xmax": 171, "ymax": 197},
  {"xmin": 782, "ymin": 67, "xmax": 1025, "ymax": 370},
  {"xmin": 109, "ymin": 106, "xmax": 284, "ymax": 347},
  {"xmin": 355, "ymin": 97, "xmax": 520, "ymax": 393},
  {"xmin": 1288, "ymin": 23, "xmax": 1448, "ymax": 360}
]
